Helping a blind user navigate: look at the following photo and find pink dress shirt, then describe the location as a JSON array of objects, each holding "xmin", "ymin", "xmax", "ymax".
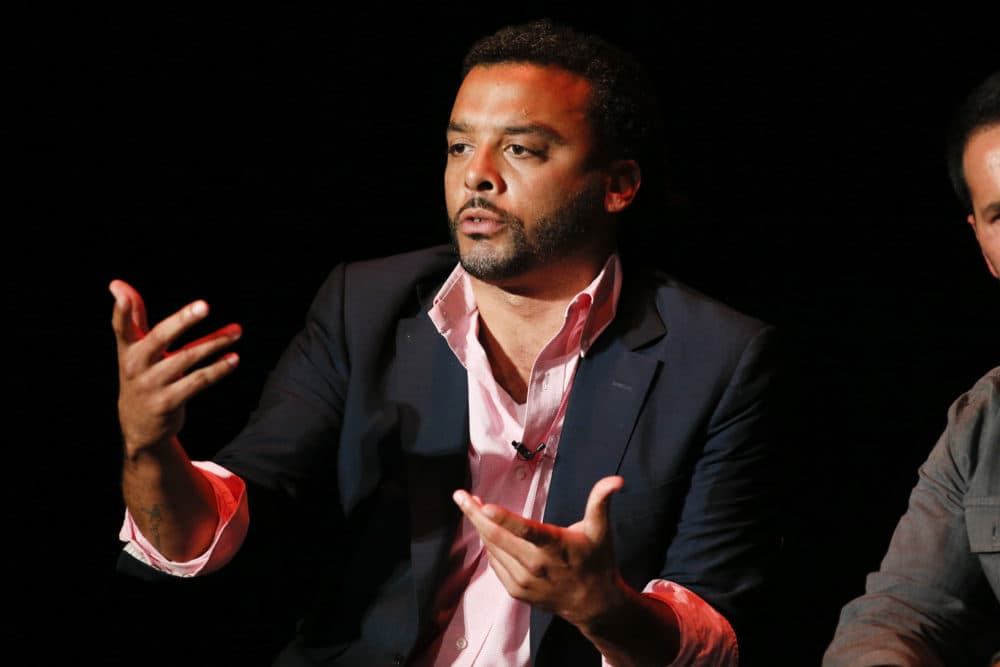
[{"xmin": 120, "ymin": 254, "xmax": 737, "ymax": 666}]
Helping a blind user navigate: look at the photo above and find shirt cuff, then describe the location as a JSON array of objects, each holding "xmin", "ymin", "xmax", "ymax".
[
  {"xmin": 119, "ymin": 460, "xmax": 248, "ymax": 577},
  {"xmin": 599, "ymin": 580, "xmax": 738, "ymax": 667}
]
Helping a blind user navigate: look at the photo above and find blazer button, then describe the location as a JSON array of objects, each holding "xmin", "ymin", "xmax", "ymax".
[{"xmin": 391, "ymin": 655, "xmax": 405, "ymax": 666}]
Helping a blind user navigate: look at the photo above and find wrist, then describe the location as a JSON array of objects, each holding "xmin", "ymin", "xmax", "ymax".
[{"xmin": 572, "ymin": 574, "xmax": 633, "ymax": 635}]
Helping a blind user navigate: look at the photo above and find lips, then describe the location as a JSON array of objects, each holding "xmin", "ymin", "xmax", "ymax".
[{"xmin": 458, "ymin": 208, "xmax": 505, "ymax": 236}]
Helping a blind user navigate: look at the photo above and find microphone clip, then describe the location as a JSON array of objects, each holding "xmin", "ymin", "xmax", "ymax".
[{"xmin": 511, "ymin": 441, "xmax": 546, "ymax": 461}]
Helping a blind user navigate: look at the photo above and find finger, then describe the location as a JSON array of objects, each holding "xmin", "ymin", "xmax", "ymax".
[
  {"xmin": 478, "ymin": 522, "xmax": 565, "ymax": 606},
  {"xmin": 480, "ymin": 538, "xmax": 540, "ymax": 599},
  {"xmin": 168, "ymin": 352, "xmax": 241, "ymax": 401},
  {"xmin": 137, "ymin": 298, "xmax": 212, "ymax": 363},
  {"xmin": 453, "ymin": 490, "xmax": 531, "ymax": 552},
  {"xmin": 453, "ymin": 490, "xmax": 555, "ymax": 558},
  {"xmin": 481, "ymin": 503, "xmax": 558, "ymax": 547},
  {"xmin": 109, "ymin": 279, "xmax": 149, "ymax": 344},
  {"xmin": 468, "ymin": 512, "xmax": 541, "ymax": 585},
  {"xmin": 140, "ymin": 323, "xmax": 243, "ymax": 385},
  {"xmin": 139, "ymin": 352, "xmax": 242, "ymax": 419},
  {"xmin": 582, "ymin": 475, "xmax": 624, "ymax": 543},
  {"xmin": 176, "ymin": 323, "xmax": 243, "ymax": 355}
]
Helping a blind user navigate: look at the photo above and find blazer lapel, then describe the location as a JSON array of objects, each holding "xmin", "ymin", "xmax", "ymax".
[
  {"xmin": 531, "ymin": 276, "xmax": 667, "ymax": 657},
  {"xmin": 391, "ymin": 308, "xmax": 470, "ymax": 635}
]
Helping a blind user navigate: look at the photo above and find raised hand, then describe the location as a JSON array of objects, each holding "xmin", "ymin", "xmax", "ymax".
[
  {"xmin": 454, "ymin": 476, "xmax": 683, "ymax": 664},
  {"xmin": 452, "ymin": 475, "xmax": 627, "ymax": 628},
  {"xmin": 110, "ymin": 279, "xmax": 244, "ymax": 560},
  {"xmin": 109, "ymin": 279, "xmax": 242, "ymax": 458}
]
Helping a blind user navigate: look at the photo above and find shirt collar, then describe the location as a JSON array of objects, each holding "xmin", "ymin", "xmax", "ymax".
[{"xmin": 428, "ymin": 253, "xmax": 622, "ymax": 358}]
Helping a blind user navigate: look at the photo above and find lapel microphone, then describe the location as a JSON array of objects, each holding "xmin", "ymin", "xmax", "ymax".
[{"xmin": 511, "ymin": 441, "xmax": 546, "ymax": 461}]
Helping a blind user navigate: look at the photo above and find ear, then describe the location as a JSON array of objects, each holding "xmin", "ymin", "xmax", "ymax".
[
  {"xmin": 968, "ymin": 214, "xmax": 999, "ymax": 278},
  {"xmin": 604, "ymin": 160, "xmax": 641, "ymax": 213}
]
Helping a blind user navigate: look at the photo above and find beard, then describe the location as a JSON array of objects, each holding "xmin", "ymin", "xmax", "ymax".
[{"xmin": 448, "ymin": 178, "xmax": 607, "ymax": 282}]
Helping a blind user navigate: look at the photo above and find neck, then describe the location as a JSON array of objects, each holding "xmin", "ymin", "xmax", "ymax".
[{"xmin": 470, "ymin": 252, "xmax": 611, "ymax": 403}]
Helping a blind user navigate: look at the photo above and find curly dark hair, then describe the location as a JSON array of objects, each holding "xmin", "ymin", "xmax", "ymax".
[
  {"xmin": 460, "ymin": 18, "xmax": 664, "ymax": 173},
  {"xmin": 945, "ymin": 70, "xmax": 1000, "ymax": 214}
]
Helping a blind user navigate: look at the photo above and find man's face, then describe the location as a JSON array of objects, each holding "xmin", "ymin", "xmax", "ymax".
[
  {"xmin": 444, "ymin": 63, "xmax": 612, "ymax": 286},
  {"xmin": 965, "ymin": 124, "xmax": 1000, "ymax": 278}
]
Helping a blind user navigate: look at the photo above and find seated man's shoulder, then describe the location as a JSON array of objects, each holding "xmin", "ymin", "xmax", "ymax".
[
  {"xmin": 945, "ymin": 366, "xmax": 1000, "ymax": 457},
  {"xmin": 972, "ymin": 365, "xmax": 1000, "ymax": 395},
  {"xmin": 635, "ymin": 265, "xmax": 774, "ymax": 342},
  {"xmin": 346, "ymin": 244, "xmax": 457, "ymax": 278},
  {"xmin": 305, "ymin": 245, "xmax": 457, "ymax": 321},
  {"xmin": 952, "ymin": 366, "xmax": 1000, "ymax": 421}
]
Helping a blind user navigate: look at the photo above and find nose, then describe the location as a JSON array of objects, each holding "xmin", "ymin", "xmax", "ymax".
[{"xmin": 464, "ymin": 149, "xmax": 505, "ymax": 194}]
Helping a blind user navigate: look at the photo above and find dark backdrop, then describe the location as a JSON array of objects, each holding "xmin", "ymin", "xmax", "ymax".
[{"xmin": 9, "ymin": 3, "xmax": 1000, "ymax": 665}]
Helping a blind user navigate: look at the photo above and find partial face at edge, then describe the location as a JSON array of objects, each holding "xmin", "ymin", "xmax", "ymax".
[{"xmin": 964, "ymin": 124, "xmax": 1000, "ymax": 278}]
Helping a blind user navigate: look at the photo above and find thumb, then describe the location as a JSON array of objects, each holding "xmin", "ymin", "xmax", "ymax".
[
  {"xmin": 582, "ymin": 475, "xmax": 624, "ymax": 543},
  {"xmin": 109, "ymin": 279, "xmax": 149, "ymax": 341}
]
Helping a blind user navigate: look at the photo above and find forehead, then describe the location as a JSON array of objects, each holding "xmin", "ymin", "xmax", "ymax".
[
  {"xmin": 450, "ymin": 63, "xmax": 593, "ymax": 132},
  {"xmin": 964, "ymin": 124, "xmax": 1000, "ymax": 203}
]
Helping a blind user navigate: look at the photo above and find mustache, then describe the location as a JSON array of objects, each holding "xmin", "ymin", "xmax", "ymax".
[{"xmin": 457, "ymin": 197, "xmax": 509, "ymax": 219}]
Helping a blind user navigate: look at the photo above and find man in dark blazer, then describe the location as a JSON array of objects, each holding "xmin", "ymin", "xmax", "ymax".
[
  {"xmin": 110, "ymin": 20, "xmax": 781, "ymax": 666},
  {"xmin": 822, "ymin": 70, "xmax": 1000, "ymax": 667}
]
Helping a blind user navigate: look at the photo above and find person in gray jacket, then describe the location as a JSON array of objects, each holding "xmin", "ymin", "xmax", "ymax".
[{"xmin": 823, "ymin": 69, "xmax": 1000, "ymax": 667}]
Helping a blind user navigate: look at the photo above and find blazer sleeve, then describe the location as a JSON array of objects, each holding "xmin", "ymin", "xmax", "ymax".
[
  {"xmin": 657, "ymin": 323, "xmax": 783, "ymax": 659},
  {"xmin": 211, "ymin": 261, "xmax": 352, "ymax": 502}
]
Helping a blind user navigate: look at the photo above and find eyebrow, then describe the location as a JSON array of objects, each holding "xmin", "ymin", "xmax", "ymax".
[{"xmin": 447, "ymin": 121, "xmax": 566, "ymax": 145}]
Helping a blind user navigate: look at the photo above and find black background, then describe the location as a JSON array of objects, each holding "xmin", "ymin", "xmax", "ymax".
[{"xmin": 9, "ymin": 3, "xmax": 1000, "ymax": 665}]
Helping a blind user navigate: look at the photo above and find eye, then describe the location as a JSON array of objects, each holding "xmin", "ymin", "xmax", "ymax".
[
  {"xmin": 447, "ymin": 142, "xmax": 470, "ymax": 157},
  {"xmin": 506, "ymin": 144, "xmax": 544, "ymax": 159}
]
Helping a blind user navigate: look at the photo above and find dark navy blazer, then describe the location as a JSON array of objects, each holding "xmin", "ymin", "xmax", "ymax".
[{"xmin": 124, "ymin": 244, "xmax": 782, "ymax": 666}]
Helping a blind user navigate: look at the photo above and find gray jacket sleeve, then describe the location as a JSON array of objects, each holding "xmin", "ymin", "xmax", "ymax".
[{"xmin": 822, "ymin": 367, "xmax": 1000, "ymax": 667}]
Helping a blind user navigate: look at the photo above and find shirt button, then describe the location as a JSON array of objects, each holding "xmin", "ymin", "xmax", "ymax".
[
  {"xmin": 515, "ymin": 466, "xmax": 528, "ymax": 481},
  {"xmin": 456, "ymin": 636, "xmax": 468, "ymax": 650}
]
